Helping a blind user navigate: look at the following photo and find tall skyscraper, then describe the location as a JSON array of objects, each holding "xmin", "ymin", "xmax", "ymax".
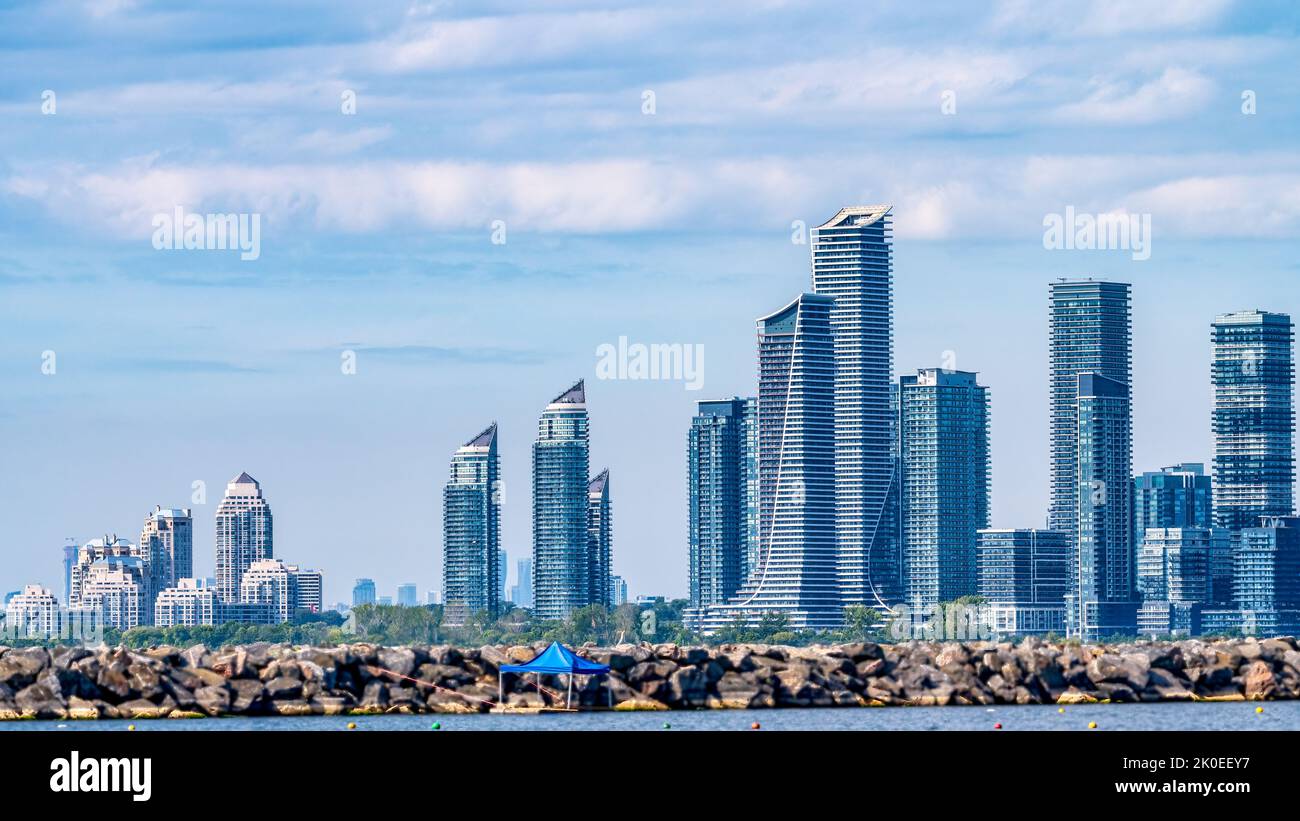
[
  {"xmin": 1133, "ymin": 464, "xmax": 1212, "ymax": 550},
  {"xmin": 532, "ymin": 381, "xmax": 593, "ymax": 620},
  {"xmin": 587, "ymin": 469, "xmax": 613, "ymax": 607},
  {"xmin": 811, "ymin": 205, "xmax": 900, "ymax": 610},
  {"xmin": 898, "ymin": 368, "xmax": 990, "ymax": 612},
  {"xmin": 214, "ymin": 472, "xmax": 273, "ymax": 603},
  {"xmin": 352, "ymin": 578, "xmax": 376, "ymax": 607},
  {"xmin": 443, "ymin": 423, "xmax": 502, "ymax": 620},
  {"xmin": 497, "ymin": 549, "xmax": 508, "ymax": 607},
  {"xmin": 1048, "ymin": 280, "xmax": 1132, "ymax": 538},
  {"xmin": 976, "ymin": 529, "xmax": 1070, "ymax": 635},
  {"xmin": 1071, "ymin": 373, "xmax": 1136, "ymax": 639},
  {"xmin": 61, "ymin": 542, "xmax": 76, "ymax": 605},
  {"xmin": 1212, "ymin": 310, "xmax": 1295, "ymax": 530},
  {"xmin": 140, "ymin": 506, "xmax": 193, "ymax": 608},
  {"xmin": 687, "ymin": 397, "xmax": 757, "ymax": 622},
  {"xmin": 704, "ymin": 293, "xmax": 839, "ymax": 630},
  {"xmin": 509, "ymin": 557, "xmax": 533, "ymax": 608}
]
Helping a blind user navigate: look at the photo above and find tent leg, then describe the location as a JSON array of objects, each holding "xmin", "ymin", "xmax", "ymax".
[
  {"xmin": 498, "ymin": 672, "xmax": 503, "ymax": 709},
  {"xmin": 567, "ymin": 673, "xmax": 573, "ymax": 709}
]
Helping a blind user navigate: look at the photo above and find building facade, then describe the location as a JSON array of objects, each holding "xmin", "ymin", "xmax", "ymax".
[
  {"xmin": 140, "ymin": 506, "xmax": 193, "ymax": 607},
  {"xmin": 1070, "ymin": 372, "xmax": 1136, "ymax": 640},
  {"xmin": 702, "ymin": 293, "xmax": 839, "ymax": 630},
  {"xmin": 443, "ymin": 422, "xmax": 502, "ymax": 621},
  {"xmin": 898, "ymin": 368, "xmax": 990, "ymax": 613},
  {"xmin": 239, "ymin": 558, "xmax": 297, "ymax": 623},
  {"xmin": 154, "ymin": 578, "xmax": 221, "ymax": 627},
  {"xmin": 811, "ymin": 205, "xmax": 900, "ymax": 610},
  {"xmin": 214, "ymin": 472, "xmax": 273, "ymax": 603},
  {"xmin": 352, "ymin": 578, "xmax": 376, "ymax": 607},
  {"xmin": 587, "ymin": 469, "xmax": 613, "ymax": 607},
  {"xmin": 509, "ymin": 557, "xmax": 533, "ymax": 608},
  {"xmin": 1133, "ymin": 464, "xmax": 1212, "ymax": 549},
  {"xmin": 1234, "ymin": 516, "xmax": 1300, "ymax": 636},
  {"xmin": 976, "ymin": 529, "xmax": 1070, "ymax": 635},
  {"xmin": 532, "ymin": 381, "xmax": 593, "ymax": 620},
  {"xmin": 1212, "ymin": 310, "xmax": 1295, "ymax": 530},
  {"xmin": 686, "ymin": 397, "xmax": 757, "ymax": 623}
]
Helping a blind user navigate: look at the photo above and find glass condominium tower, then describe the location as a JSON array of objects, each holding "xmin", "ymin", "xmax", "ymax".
[
  {"xmin": 214, "ymin": 472, "xmax": 273, "ymax": 603},
  {"xmin": 1212, "ymin": 310, "xmax": 1295, "ymax": 530},
  {"xmin": 442, "ymin": 423, "xmax": 501, "ymax": 620},
  {"xmin": 532, "ymin": 380, "xmax": 593, "ymax": 620},
  {"xmin": 587, "ymin": 469, "xmax": 613, "ymax": 608},
  {"xmin": 1048, "ymin": 280, "xmax": 1132, "ymax": 538},
  {"xmin": 811, "ymin": 205, "xmax": 900, "ymax": 611},
  {"xmin": 898, "ymin": 368, "xmax": 990, "ymax": 612},
  {"xmin": 686, "ymin": 397, "xmax": 757, "ymax": 622},
  {"xmin": 703, "ymin": 293, "xmax": 839, "ymax": 630}
]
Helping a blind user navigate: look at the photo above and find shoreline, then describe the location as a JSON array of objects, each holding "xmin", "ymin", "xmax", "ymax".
[{"xmin": 1, "ymin": 637, "xmax": 1295, "ymax": 721}]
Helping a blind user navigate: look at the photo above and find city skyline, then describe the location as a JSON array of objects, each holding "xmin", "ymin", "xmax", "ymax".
[{"xmin": 4, "ymin": 3, "xmax": 1300, "ymax": 606}]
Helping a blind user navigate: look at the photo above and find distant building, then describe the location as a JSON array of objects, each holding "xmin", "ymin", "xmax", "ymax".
[
  {"xmin": 240, "ymin": 559, "xmax": 297, "ymax": 623},
  {"xmin": 811, "ymin": 205, "xmax": 900, "ymax": 609},
  {"xmin": 686, "ymin": 397, "xmax": 757, "ymax": 625},
  {"xmin": 1069, "ymin": 372, "xmax": 1137, "ymax": 641},
  {"xmin": 1133, "ymin": 464, "xmax": 1212, "ymax": 549},
  {"xmin": 1137, "ymin": 528, "xmax": 1212, "ymax": 604},
  {"xmin": 140, "ymin": 506, "xmax": 193, "ymax": 609},
  {"xmin": 69, "ymin": 535, "xmax": 137, "ymax": 609},
  {"xmin": 377, "ymin": 596, "xmax": 393, "ymax": 606},
  {"xmin": 588, "ymin": 469, "xmax": 613, "ymax": 607},
  {"xmin": 977, "ymin": 529, "xmax": 1069, "ymax": 635},
  {"xmin": 701, "ymin": 293, "xmax": 840, "ymax": 630},
  {"xmin": 1212, "ymin": 311, "xmax": 1295, "ymax": 530},
  {"xmin": 78, "ymin": 555, "xmax": 147, "ymax": 631},
  {"xmin": 61, "ymin": 543, "xmax": 77, "ymax": 604},
  {"xmin": 352, "ymin": 578, "xmax": 376, "ymax": 607},
  {"xmin": 289, "ymin": 566, "xmax": 323, "ymax": 614},
  {"xmin": 215, "ymin": 473, "xmax": 273, "ymax": 603},
  {"xmin": 397, "ymin": 583, "xmax": 418, "ymax": 608},
  {"xmin": 4, "ymin": 584, "xmax": 62, "ymax": 638},
  {"xmin": 509, "ymin": 558, "xmax": 533, "ymax": 608},
  {"xmin": 532, "ymin": 381, "xmax": 595, "ymax": 620},
  {"xmin": 155, "ymin": 578, "xmax": 221, "ymax": 627},
  {"xmin": 497, "ymin": 549, "xmax": 508, "ymax": 608},
  {"xmin": 899, "ymin": 368, "xmax": 990, "ymax": 613},
  {"xmin": 1234, "ymin": 516, "xmax": 1300, "ymax": 636},
  {"xmin": 612, "ymin": 575, "xmax": 629, "ymax": 606},
  {"xmin": 425, "ymin": 590, "xmax": 440, "ymax": 606},
  {"xmin": 443, "ymin": 423, "xmax": 502, "ymax": 622}
]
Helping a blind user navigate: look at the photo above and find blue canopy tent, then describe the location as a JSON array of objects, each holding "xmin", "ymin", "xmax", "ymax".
[{"xmin": 499, "ymin": 642, "xmax": 612, "ymax": 709}]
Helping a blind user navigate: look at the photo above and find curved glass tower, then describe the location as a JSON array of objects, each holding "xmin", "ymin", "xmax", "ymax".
[{"xmin": 442, "ymin": 422, "xmax": 501, "ymax": 622}]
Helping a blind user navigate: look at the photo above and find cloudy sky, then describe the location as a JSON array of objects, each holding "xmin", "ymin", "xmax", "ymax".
[{"xmin": 1, "ymin": 0, "xmax": 1298, "ymax": 604}]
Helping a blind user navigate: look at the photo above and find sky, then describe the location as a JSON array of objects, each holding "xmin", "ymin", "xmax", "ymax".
[{"xmin": 1, "ymin": 0, "xmax": 1299, "ymax": 605}]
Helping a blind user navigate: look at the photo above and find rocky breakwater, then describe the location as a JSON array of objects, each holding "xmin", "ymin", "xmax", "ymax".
[{"xmin": 2, "ymin": 637, "xmax": 1299, "ymax": 720}]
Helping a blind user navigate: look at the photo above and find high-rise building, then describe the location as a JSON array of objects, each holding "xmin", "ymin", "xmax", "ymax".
[
  {"xmin": 61, "ymin": 542, "xmax": 76, "ymax": 605},
  {"xmin": 289, "ymin": 566, "xmax": 323, "ymax": 613},
  {"xmin": 1070, "ymin": 372, "xmax": 1137, "ymax": 640},
  {"xmin": 976, "ymin": 529, "xmax": 1070, "ymax": 635},
  {"xmin": 898, "ymin": 368, "xmax": 990, "ymax": 613},
  {"xmin": 1234, "ymin": 516, "xmax": 1300, "ymax": 636},
  {"xmin": 1212, "ymin": 311, "xmax": 1295, "ymax": 530},
  {"xmin": 703, "ymin": 293, "xmax": 839, "ymax": 630},
  {"xmin": 69, "ymin": 535, "xmax": 138, "ymax": 611},
  {"xmin": 811, "ymin": 205, "xmax": 900, "ymax": 610},
  {"xmin": 587, "ymin": 469, "xmax": 613, "ymax": 608},
  {"xmin": 612, "ymin": 574, "xmax": 629, "ymax": 606},
  {"xmin": 140, "ymin": 506, "xmax": 193, "ymax": 610},
  {"xmin": 239, "ymin": 558, "xmax": 297, "ymax": 623},
  {"xmin": 352, "ymin": 578, "xmax": 376, "ymax": 607},
  {"xmin": 509, "ymin": 557, "xmax": 533, "ymax": 608},
  {"xmin": 532, "ymin": 381, "xmax": 592, "ymax": 620},
  {"xmin": 497, "ymin": 550, "xmax": 508, "ymax": 608},
  {"xmin": 78, "ymin": 555, "xmax": 147, "ymax": 631},
  {"xmin": 443, "ymin": 423, "xmax": 502, "ymax": 621},
  {"xmin": 1133, "ymin": 464, "xmax": 1212, "ymax": 550},
  {"xmin": 686, "ymin": 397, "xmax": 757, "ymax": 623},
  {"xmin": 1049, "ymin": 280, "xmax": 1131, "ymax": 538},
  {"xmin": 397, "ymin": 582, "xmax": 418, "ymax": 608},
  {"xmin": 154, "ymin": 577, "xmax": 220, "ymax": 627},
  {"xmin": 214, "ymin": 473, "xmax": 273, "ymax": 603}
]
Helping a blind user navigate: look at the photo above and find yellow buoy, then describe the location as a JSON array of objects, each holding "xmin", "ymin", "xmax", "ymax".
[
  {"xmin": 127, "ymin": 724, "xmax": 136, "ymax": 731},
  {"xmin": 347, "ymin": 722, "xmax": 357, "ymax": 729},
  {"xmin": 1256, "ymin": 706, "xmax": 1265, "ymax": 714},
  {"xmin": 1057, "ymin": 707, "xmax": 1065, "ymax": 714},
  {"xmin": 1088, "ymin": 721, "xmax": 1097, "ymax": 729}
]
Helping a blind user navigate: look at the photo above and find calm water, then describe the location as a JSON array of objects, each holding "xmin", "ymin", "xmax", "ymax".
[{"xmin": 2, "ymin": 701, "xmax": 1295, "ymax": 731}]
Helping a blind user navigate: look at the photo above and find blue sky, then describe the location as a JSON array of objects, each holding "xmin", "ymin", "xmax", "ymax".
[{"xmin": 2, "ymin": 0, "xmax": 1299, "ymax": 604}]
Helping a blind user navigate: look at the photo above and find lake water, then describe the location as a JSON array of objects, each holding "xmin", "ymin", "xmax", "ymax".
[{"xmin": 2, "ymin": 700, "xmax": 1293, "ymax": 731}]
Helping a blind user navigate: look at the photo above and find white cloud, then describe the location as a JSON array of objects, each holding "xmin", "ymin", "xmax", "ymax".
[
  {"xmin": 993, "ymin": 0, "xmax": 1232, "ymax": 36},
  {"xmin": 1053, "ymin": 67, "xmax": 1214, "ymax": 124}
]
